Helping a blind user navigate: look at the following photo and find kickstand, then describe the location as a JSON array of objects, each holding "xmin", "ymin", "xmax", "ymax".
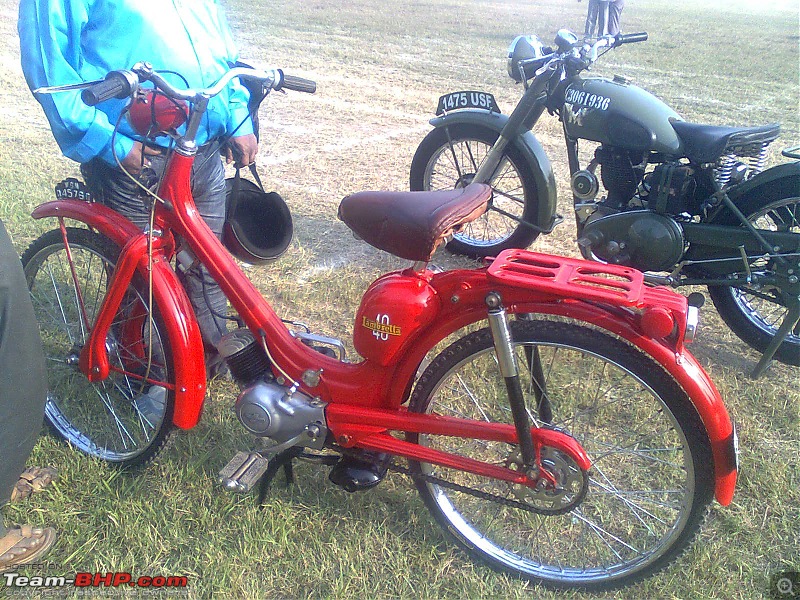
[
  {"xmin": 751, "ymin": 302, "xmax": 800, "ymax": 378},
  {"xmin": 257, "ymin": 447, "xmax": 302, "ymax": 505}
]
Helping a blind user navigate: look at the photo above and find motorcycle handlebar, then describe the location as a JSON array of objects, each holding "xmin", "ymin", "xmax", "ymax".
[
  {"xmin": 277, "ymin": 72, "xmax": 317, "ymax": 94},
  {"xmin": 614, "ymin": 32, "xmax": 648, "ymax": 46}
]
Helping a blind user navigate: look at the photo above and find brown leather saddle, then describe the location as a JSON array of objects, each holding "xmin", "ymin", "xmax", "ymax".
[{"xmin": 338, "ymin": 183, "xmax": 492, "ymax": 262}]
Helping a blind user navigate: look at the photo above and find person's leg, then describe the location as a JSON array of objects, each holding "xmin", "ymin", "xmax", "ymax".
[
  {"xmin": 607, "ymin": 0, "xmax": 625, "ymax": 35},
  {"xmin": 82, "ymin": 151, "xmax": 229, "ymax": 351},
  {"xmin": 0, "ymin": 219, "xmax": 48, "ymax": 506},
  {"xmin": 597, "ymin": 0, "xmax": 610, "ymax": 35},
  {"xmin": 585, "ymin": 0, "xmax": 600, "ymax": 37},
  {"xmin": 0, "ymin": 218, "xmax": 48, "ymax": 531}
]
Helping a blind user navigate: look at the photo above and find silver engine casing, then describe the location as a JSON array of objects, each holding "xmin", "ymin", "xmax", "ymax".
[{"xmin": 235, "ymin": 380, "xmax": 327, "ymax": 449}]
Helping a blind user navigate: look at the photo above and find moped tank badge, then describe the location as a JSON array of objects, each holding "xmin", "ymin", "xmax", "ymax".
[{"xmin": 362, "ymin": 314, "xmax": 401, "ymax": 340}]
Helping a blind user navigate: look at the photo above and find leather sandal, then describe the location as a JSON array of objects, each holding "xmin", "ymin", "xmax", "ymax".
[
  {"xmin": 10, "ymin": 467, "xmax": 58, "ymax": 503},
  {"xmin": 0, "ymin": 525, "xmax": 56, "ymax": 571}
]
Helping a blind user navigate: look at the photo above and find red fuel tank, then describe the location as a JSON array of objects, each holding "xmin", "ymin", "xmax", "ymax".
[{"xmin": 353, "ymin": 271, "xmax": 441, "ymax": 366}]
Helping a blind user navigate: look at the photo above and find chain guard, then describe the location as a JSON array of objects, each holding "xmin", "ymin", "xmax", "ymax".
[{"xmin": 385, "ymin": 449, "xmax": 589, "ymax": 517}]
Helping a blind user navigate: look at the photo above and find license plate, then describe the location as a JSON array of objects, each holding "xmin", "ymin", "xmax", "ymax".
[{"xmin": 436, "ymin": 91, "xmax": 500, "ymax": 115}]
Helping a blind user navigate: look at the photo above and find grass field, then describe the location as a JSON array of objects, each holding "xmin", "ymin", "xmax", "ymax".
[{"xmin": 0, "ymin": 0, "xmax": 798, "ymax": 598}]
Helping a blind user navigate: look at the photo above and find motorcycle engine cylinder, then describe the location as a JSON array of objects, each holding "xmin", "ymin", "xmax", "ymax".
[
  {"xmin": 597, "ymin": 147, "xmax": 643, "ymax": 206},
  {"xmin": 216, "ymin": 328, "xmax": 271, "ymax": 385}
]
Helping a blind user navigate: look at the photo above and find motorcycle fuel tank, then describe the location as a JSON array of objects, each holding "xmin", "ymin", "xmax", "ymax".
[
  {"xmin": 563, "ymin": 77, "xmax": 683, "ymax": 155},
  {"xmin": 353, "ymin": 272, "xmax": 442, "ymax": 367}
]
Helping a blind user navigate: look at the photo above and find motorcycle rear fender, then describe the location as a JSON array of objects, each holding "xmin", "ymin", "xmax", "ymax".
[
  {"xmin": 31, "ymin": 200, "xmax": 207, "ymax": 429},
  {"xmin": 722, "ymin": 161, "xmax": 800, "ymax": 219},
  {"xmin": 429, "ymin": 110, "xmax": 558, "ymax": 231}
]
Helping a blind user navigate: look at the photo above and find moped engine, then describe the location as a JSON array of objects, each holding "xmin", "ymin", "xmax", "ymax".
[
  {"xmin": 217, "ymin": 328, "xmax": 272, "ymax": 385},
  {"xmin": 217, "ymin": 328, "xmax": 327, "ymax": 449},
  {"xmin": 577, "ymin": 210, "xmax": 685, "ymax": 272},
  {"xmin": 235, "ymin": 381, "xmax": 326, "ymax": 448}
]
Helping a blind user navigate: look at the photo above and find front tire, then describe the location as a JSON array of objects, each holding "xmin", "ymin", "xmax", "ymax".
[
  {"xmin": 407, "ymin": 320, "xmax": 714, "ymax": 590},
  {"xmin": 707, "ymin": 194, "xmax": 800, "ymax": 365},
  {"xmin": 21, "ymin": 227, "xmax": 176, "ymax": 468},
  {"xmin": 410, "ymin": 123, "xmax": 541, "ymax": 258}
]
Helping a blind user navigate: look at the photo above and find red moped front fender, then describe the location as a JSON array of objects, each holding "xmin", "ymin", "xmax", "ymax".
[{"xmin": 32, "ymin": 200, "xmax": 207, "ymax": 429}]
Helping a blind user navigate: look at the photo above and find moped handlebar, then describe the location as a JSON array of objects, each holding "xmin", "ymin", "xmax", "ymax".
[
  {"xmin": 49, "ymin": 63, "xmax": 317, "ymax": 108},
  {"xmin": 277, "ymin": 73, "xmax": 317, "ymax": 94},
  {"xmin": 80, "ymin": 71, "xmax": 139, "ymax": 106}
]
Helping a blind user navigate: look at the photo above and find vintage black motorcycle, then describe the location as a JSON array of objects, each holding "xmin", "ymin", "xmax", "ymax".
[{"xmin": 410, "ymin": 30, "xmax": 800, "ymax": 376}]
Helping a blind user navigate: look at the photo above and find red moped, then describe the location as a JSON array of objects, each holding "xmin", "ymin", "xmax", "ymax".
[{"xmin": 23, "ymin": 63, "xmax": 737, "ymax": 590}]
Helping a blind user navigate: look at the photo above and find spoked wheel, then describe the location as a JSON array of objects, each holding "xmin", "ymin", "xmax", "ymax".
[
  {"xmin": 708, "ymin": 195, "xmax": 800, "ymax": 365},
  {"xmin": 21, "ymin": 227, "xmax": 175, "ymax": 467},
  {"xmin": 410, "ymin": 123, "xmax": 540, "ymax": 258},
  {"xmin": 407, "ymin": 320, "xmax": 714, "ymax": 590}
]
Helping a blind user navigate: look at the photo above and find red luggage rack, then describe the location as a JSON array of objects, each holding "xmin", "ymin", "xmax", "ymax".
[{"xmin": 487, "ymin": 249, "xmax": 689, "ymax": 342}]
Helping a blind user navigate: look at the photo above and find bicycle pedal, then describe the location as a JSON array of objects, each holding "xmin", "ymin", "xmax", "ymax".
[{"xmin": 218, "ymin": 451, "xmax": 269, "ymax": 493}]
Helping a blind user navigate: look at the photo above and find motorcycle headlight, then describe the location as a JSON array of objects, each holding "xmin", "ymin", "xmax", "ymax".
[{"xmin": 506, "ymin": 35, "xmax": 548, "ymax": 83}]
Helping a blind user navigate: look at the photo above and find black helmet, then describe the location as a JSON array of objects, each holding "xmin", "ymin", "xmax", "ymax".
[{"xmin": 223, "ymin": 168, "xmax": 293, "ymax": 265}]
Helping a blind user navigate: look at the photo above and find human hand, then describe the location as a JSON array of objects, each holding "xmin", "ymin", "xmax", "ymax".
[
  {"xmin": 121, "ymin": 141, "xmax": 161, "ymax": 174},
  {"xmin": 225, "ymin": 133, "xmax": 258, "ymax": 167}
]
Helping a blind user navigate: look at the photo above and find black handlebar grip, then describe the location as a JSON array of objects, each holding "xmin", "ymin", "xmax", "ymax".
[
  {"xmin": 615, "ymin": 32, "xmax": 648, "ymax": 46},
  {"xmin": 80, "ymin": 72, "xmax": 132, "ymax": 106},
  {"xmin": 280, "ymin": 74, "xmax": 317, "ymax": 94}
]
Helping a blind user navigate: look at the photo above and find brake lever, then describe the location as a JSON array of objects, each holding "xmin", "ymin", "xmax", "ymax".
[{"xmin": 33, "ymin": 79, "xmax": 104, "ymax": 96}]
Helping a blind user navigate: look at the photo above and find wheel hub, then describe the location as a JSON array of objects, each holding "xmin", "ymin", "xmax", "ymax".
[
  {"xmin": 454, "ymin": 173, "xmax": 475, "ymax": 189},
  {"xmin": 506, "ymin": 447, "xmax": 588, "ymax": 514}
]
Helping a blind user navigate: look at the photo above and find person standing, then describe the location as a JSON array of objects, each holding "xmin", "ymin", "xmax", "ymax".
[
  {"xmin": 18, "ymin": 0, "xmax": 259, "ymax": 377},
  {"xmin": 0, "ymin": 218, "xmax": 56, "ymax": 570}
]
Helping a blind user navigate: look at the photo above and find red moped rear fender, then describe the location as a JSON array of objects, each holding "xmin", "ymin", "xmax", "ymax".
[
  {"xmin": 388, "ymin": 268, "xmax": 737, "ymax": 506},
  {"xmin": 32, "ymin": 200, "xmax": 207, "ymax": 429}
]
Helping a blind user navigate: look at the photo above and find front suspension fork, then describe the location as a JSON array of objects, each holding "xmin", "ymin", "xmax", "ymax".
[{"xmin": 485, "ymin": 292, "xmax": 538, "ymax": 467}]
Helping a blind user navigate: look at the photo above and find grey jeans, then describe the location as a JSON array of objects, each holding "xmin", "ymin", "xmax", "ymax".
[
  {"xmin": 81, "ymin": 146, "xmax": 230, "ymax": 351},
  {"xmin": 598, "ymin": 0, "xmax": 625, "ymax": 36},
  {"xmin": 0, "ymin": 219, "xmax": 48, "ymax": 536}
]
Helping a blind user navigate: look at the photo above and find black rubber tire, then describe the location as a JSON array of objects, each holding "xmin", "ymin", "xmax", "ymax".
[
  {"xmin": 410, "ymin": 123, "xmax": 541, "ymax": 258},
  {"xmin": 707, "ymin": 194, "xmax": 800, "ymax": 366},
  {"xmin": 407, "ymin": 320, "xmax": 714, "ymax": 591},
  {"xmin": 21, "ymin": 227, "xmax": 175, "ymax": 467}
]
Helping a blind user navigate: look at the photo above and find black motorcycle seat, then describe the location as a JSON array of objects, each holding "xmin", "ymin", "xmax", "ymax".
[
  {"xmin": 670, "ymin": 120, "xmax": 780, "ymax": 164},
  {"xmin": 338, "ymin": 183, "xmax": 491, "ymax": 262}
]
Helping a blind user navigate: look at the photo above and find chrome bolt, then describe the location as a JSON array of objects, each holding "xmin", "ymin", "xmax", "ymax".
[{"xmin": 485, "ymin": 292, "xmax": 502, "ymax": 309}]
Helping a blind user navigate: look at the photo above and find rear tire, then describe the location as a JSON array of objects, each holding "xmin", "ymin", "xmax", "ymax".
[
  {"xmin": 410, "ymin": 123, "xmax": 541, "ymax": 258},
  {"xmin": 407, "ymin": 320, "xmax": 714, "ymax": 590},
  {"xmin": 707, "ymin": 194, "xmax": 800, "ymax": 365},
  {"xmin": 21, "ymin": 227, "xmax": 175, "ymax": 467}
]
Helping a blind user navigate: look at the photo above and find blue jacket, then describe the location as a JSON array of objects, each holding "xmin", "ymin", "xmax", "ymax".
[{"xmin": 18, "ymin": 0, "xmax": 254, "ymax": 166}]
